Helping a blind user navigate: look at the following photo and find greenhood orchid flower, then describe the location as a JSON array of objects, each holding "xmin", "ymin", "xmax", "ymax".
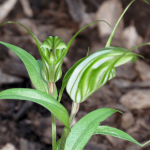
[
  {"xmin": 58, "ymin": 0, "xmax": 150, "ymax": 104},
  {"xmin": 66, "ymin": 47, "xmax": 138, "ymax": 103},
  {"xmin": 0, "ymin": 0, "xmax": 149, "ymax": 150},
  {"xmin": 40, "ymin": 36, "xmax": 67, "ymax": 83}
]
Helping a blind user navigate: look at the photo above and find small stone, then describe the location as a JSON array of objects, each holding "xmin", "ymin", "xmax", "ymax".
[
  {"xmin": 40, "ymin": 127, "xmax": 52, "ymax": 144},
  {"xmin": 121, "ymin": 25, "xmax": 143, "ymax": 49},
  {"xmin": 95, "ymin": 0, "xmax": 123, "ymax": 38},
  {"xmin": 8, "ymin": 50, "xmax": 20, "ymax": 61},
  {"xmin": 89, "ymin": 44, "xmax": 105, "ymax": 54},
  {"xmin": 36, "ymin": 25, "xmax": 54, "ymax": 41},
  {"xmin": 84, "ymin": 142, "xmax": 107, "ymax": 150},
  {"xmin": 65, "ymin": 0, "xmax": 85, "ymax": 22},
  {"xmin": 1, "ymin": 143, "xmax": 17, "ymax": 150},
  {"xmin": 54, "ymin": 28, "xmax": 73, "ymax": 44},
  {"xmin": 79, "ymin": 13, "xmax": 95, "ymax": 28},
  {"xmin": 116, "ymin": 62, "xmax": 137, "ymax": 80},
  {"xmin": 0, "ymin": 126, "xmax": 7, "ymax": 133},
  {"xmin": 19, "ymin": 138, "xmax": 41, "ymax": 150},
  {"xmin": 135, "ymin": 60, "xmax": 150, "ymax": 81},
  {"xmin": 105, "ymin": 135, "xmax": 124, "ymax": 147},
  {"xmin": 84, "ymin": 85, "xmax": 114, "ymax": 111},
  {"xmin": 127, "ymin": 124, "xmax": 140, "ymax": 135},
  {"xmin": 120, "ymin": 89, "xmax": 150, "ymax": 110},
  {"xmin": 0, "ymin": 69, "xmax": 23, "ymax": 84},
  {"xmin": 0, "ymin": 59, "xmax": 29, "ymax": 78},
  {"xmin": 111, "ymin": 79, "xmax": 131, "ymax": 88},
  {"xmin": 121, "ymin": 112, "xmax": 134, "ymax": 129},
  {"xmin": 125, "ymin": 144, "xmax": 142, "ymax": 150}
]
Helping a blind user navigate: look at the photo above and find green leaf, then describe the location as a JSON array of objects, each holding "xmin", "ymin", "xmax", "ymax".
[
  {"xmin": 94, "ymin": 126, "xmax": 150, "ymax": 147},
  {"xmin": 0, "ymin": 41, "xmax": 48, "ymax": 93},
  {"xmin": 0, "ymin": 88, "xmax": 69, "ymax": 128},
  {"xmin": 64, "ymin": 108, "xmax": 120, "ymax": 150}
]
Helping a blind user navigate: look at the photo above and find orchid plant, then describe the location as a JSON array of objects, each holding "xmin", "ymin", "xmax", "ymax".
[{"xmin": 0, "ymin": 0, "xmax": 150, "ymax": 150}]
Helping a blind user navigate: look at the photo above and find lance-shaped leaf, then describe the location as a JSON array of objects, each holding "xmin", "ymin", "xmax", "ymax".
[
  {"xmin": 0, "ymin": 88, "xmax": 69, "ymax": 128},
  {"xmin": 64, "ymin": 108, "xmax": 120, "ymax": 150},
  {"xmin": 66, "ymin": 47, "xmax": 139, "ymax": 103},
  {"xmin": 94, "ymin": 126, "xmax": 150, "ymax": 147},
  {"xmin": 0, "ymin": 41, "xmax": 48, "ymax": 93}
]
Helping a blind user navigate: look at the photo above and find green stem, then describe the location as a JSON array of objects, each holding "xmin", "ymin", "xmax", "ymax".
[
  {"xmin": 49, "ymin": 82, "xmax": 56, "ymax": 150},
  {"xmin": 51, "ymin": 113, "xmax": 56, "ymax": 150},
  {"xmin": 59, "ymin": 102, "xmax": 79, "ymax": 149},
  {"xmin": 60, "ymin": 127, "xmax": 71, "ymax": 150},
  {"xmin": 69, "ymin": 102, "xmax": 80, "ymax": 127}
]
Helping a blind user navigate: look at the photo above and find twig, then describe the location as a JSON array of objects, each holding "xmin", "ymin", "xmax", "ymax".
[
  {"xmin": 0, "ymin": 0, "xmax": 18, "ymax": 23},
  {"xmin": 20, "ymin": 0, "xmax": 33, "ymax": 17}
]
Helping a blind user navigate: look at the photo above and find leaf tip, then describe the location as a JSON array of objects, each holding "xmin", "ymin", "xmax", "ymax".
[
  {"xmin": 142, "ymin": 0, "xmax": 149, "ymax": 4},
  {"xmin": 87, "ymin": 47, "xmax": 90, "ymax": 56},
  {"xmin": 142, "ymin": 140, "xmax": 150, "ymax": 147},
  {"xmin": 98, "ymin": 20, "xmax": 111, "ymax": 27},
  {"xmin": 117, "ymin": 109, "xmax": 123, "ymax": 114}
]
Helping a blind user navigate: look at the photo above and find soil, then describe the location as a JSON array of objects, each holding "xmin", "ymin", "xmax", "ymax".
[{"xmin": 0, "ymin": 0, "xmax": 150, "ymax": 150}]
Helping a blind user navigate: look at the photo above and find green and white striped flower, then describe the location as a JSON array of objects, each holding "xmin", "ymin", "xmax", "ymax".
[
  {"xmin": 40, "ymin": 36, "xmax": 67, "ymax": 83},
  {"xmin": 57, "ymin": 0, "xmax": 150, "ymax": 104},
  {"xmin": 65, "ymin": 47, "xmax": 138, "ymax": 103}
]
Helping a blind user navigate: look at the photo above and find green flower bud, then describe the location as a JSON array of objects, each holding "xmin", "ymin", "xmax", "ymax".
[
  {"xmin": 40, "ymin": 36, "xmax": 67, "ymax": 83},
  {"xmin": 66, "ymin": 47, "xmax": 138, "ymax": 103}
]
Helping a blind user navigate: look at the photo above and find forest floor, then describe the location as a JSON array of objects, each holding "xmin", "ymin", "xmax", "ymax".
[{"xmin": 0, "ymin": 0, "xmax": 150, "ymax": 150}]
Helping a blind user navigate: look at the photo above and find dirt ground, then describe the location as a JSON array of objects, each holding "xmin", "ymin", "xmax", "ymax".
[{"xmin": 0, "ymin": 0, "xmax": 150, "ymax": 150}]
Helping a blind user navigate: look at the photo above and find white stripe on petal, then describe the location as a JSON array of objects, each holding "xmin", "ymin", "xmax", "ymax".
[{"xmin": 92, "ymin": 57, "xmax": 113, "ymax": 69}]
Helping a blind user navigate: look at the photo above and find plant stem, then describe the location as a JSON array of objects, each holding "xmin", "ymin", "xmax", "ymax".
[
  {"xmin": 60, "ymin": 126, "xmax": 71, "ymax": 150},
  {"xmin": 69, "ymin": 102, "xmax": 80, "ymax": 127},
  {"xmin": 51, "ymin": 114, "xmax": 56, "ymax": 150},
  {"xmin": 60, "ymin": 102, "xmax": 79, "ymax": 149},
  {"xmin": 49, "ymin": 82, "xmax": 56, "ymax": 150}
]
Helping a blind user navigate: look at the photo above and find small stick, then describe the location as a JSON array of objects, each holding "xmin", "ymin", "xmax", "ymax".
[
  {"xmin": 19, "ymin": 0, "xmax": 33, "ymax": 17},
  {"xmin": 69, "ymin": 102, "xmax": 80, "ymax": 127},
  {"xmin": 0, "ymin": 0, "xmax": 18, "ymax": 23}
]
